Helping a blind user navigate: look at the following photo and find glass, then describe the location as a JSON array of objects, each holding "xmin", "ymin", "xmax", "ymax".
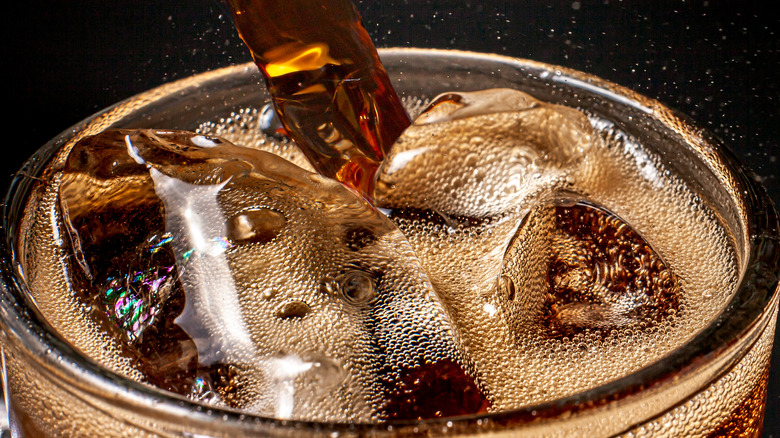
[{"xmin": 1, "ymin": 48, "xmax": 778, "ymax": 437}]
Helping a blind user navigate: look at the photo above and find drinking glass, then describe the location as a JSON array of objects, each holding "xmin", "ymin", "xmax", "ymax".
[
  {"xmin": 1, "ymin": 48, "xmax": 779, "ymax": 437},
  {"xmin": 3, "ymin": 1, "xmax": 779, "ymax": 436}
]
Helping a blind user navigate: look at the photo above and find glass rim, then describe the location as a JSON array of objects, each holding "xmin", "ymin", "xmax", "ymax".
[{"xmin": 1, "ymin": 48, "xmax": 778, "ymax": 433}]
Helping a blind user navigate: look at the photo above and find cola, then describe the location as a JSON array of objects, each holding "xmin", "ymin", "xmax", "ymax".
[{"xmin": 223, "ymin": 0, "xmax": 411, "ymax": 198}]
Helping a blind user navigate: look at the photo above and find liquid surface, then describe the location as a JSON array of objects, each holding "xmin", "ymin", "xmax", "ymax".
[{"xmin": 16, "ymin": 88, "xmax": 739, "ymax": 422}]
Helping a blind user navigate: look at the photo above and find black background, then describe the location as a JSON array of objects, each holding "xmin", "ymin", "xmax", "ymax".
[{"xmin": 3, "ymin": 0, "xmax": 778, "ymax": 435}]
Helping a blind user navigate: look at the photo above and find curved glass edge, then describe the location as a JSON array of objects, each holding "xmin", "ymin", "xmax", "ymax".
[{"xmin": 0, "ymin": 49, "xmax": 777, "ymax": 434}]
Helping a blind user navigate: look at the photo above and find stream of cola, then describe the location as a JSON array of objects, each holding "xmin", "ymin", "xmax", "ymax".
[{"xmin": 223, "ymin": 0, "xmax": 411, "ymax": 198}]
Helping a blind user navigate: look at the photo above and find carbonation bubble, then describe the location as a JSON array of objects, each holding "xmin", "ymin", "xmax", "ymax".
[{"xmin": 337, "ymin": 270, "xmax": 377, "ymax": 306}]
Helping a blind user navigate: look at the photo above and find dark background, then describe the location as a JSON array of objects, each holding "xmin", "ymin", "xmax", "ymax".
[{"xmin": 3, "ymin": 0, "xmax": 778, "ymax": 435}]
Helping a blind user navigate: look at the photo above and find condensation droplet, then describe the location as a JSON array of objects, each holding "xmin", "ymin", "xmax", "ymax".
[{"xmin": 227, "ymin": 208, "xmax": 287, "ymax": 244}]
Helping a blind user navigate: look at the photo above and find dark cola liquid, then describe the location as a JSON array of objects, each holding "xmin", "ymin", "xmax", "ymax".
[{"xmin": 223, "ymin": 0, "xmax": 411, "ymax": 197}]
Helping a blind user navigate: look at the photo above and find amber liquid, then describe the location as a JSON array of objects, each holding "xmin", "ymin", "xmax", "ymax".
[{"xmin": 223, "ymin": 0, "xmax": 411, "ymax": 198}]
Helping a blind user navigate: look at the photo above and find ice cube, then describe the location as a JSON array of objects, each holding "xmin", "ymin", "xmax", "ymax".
[
  {"xmin": 492, "ymin": 200, "xmax": 683, "ymax": 408},
  {"xmin": 375, "ymin": 88, "xmax": 594, "ymax": 218},
  {"xmin": 56, "ymin": 129, "xmax": 486, "ymax": 421},
  {"xmin": 373, "ymin": 89, "xmax": 600, "ymax": 410}
]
